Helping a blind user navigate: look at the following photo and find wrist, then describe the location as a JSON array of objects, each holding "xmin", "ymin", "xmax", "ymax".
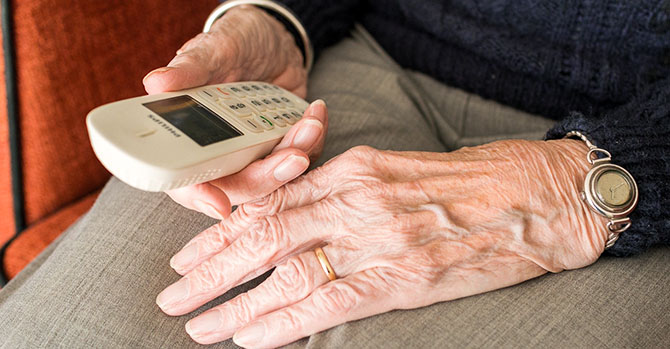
[
  {"xmin": 550, "ymin": 139, "xmax": 612, "ymax": 251},
  {"xmin": 202, "ymin": 5, "xmax": 303, "ymax": 82},
  {"xmin": 205, "ymin": 0, "xmax": 313, "ymax": 73},
  {"xmin": 554, "ymin": 133, "xmax": 639, "ymax": 250}
]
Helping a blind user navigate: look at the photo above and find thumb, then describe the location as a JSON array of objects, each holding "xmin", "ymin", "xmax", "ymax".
[{"xmin": 143, "ymin": 50, "xmax": 212, "ymax": 95}]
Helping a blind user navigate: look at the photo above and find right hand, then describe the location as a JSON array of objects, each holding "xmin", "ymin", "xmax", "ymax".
[
  {"xmin": 142, "ymin": 5, "xmax": 326, "ymax": 219},
  {"xmin": 143, "ymin": 5, "xmax": 307, "ymax": 97}
]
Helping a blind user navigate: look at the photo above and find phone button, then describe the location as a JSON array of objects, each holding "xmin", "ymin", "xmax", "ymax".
[
  {"xmin": 280, "ymin": 112, "xmax": 296, "ymax": 125},
  {"xmin": 290, "ymin": 111, "xmax": 303, "ymax": 121},
  {"xmin": 240, "ymin": 85, "xmax": 255, "ymax": 96},
  {"xmin": 255, "ymin": 115, "xmax": 275, "ymax": 130},
  {"xmin": 269, "ymin": 112, "xmax": 287, "ymax": 127},
  {"xmin": 280, "ymin": 96, "xmax": 295, "ymax": 107},
  {"xmin": 271, "ymin": 97, "xmax": 285, "ymax": 108},
  {"xmin": 214, "ymin": 87, "xmax": 233, "ymax": 98},
  {"xmin": 261, "ymin": 98, "xmax": 276, "ymax": 110},
  {"xmin": 241, "ymin": 118, "xmax": 263, "ymax": 133},
  {"xmin": 222, "ymin": 99, "xmax": 252, "ymax": 117},
  {"xmin": 226, "ymin": 86, "xmax": 246, "ymax": 97},
  {"xmin": 249, "ymin": 99, "xmax": 267, "ymax": 111},
  {"xmin": 198, "ymin": 89, "xmax": 218, "ymax": 101},
  {"xmin": 249, "ymin": 84, "xmax": 265, "ymax": 95}
]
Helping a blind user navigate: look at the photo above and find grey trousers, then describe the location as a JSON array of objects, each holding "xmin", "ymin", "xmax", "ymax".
[{"xmin": 0, "ymin": 26, "xmax": 668, "ymax": 348}]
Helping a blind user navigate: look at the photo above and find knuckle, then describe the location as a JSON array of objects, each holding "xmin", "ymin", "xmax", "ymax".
[
  {"xmin": 244, "ymin": 189, "xmax": 284, "ymax": 216},
  {"xmin": 349, "ymin": 145, "xmax": 376, "ymax": 158},
  {"xmin": 231, "ymin": 201, "xmax": 261, "ymax": 226},
  {"xmin": 173, "ymin": 49, "xmax": 202, "ymax": 65},
  {"xmin": 226, "ymin": 293, "xmax": 256, "ymax": 324},
  {"xmin": 293, "ymin": 166, "xmax": 328, "ymax": 193},
  {"xmin": 199, "ymin": 224, "xmax": 230, "ymax": 253},
  {"xmin": 235, "ymin": 217, "xmax": 287, "ymax": 263},
  {"xmin": 338, "ymin": 146, "xmax": 376, "ymax": 166},
  {"xmin": 191, "ymin": 258, "xmax": 225, "ymax": 291},
  {"xmin": 314, "ymin": 283, "xmax": 360, "ymax": 316},
  {"xmin": 259, "ymin": 216, "xmax": 289, "ymax": 247},
  {"xmin": 177, "ymin": 34, "xmax": 204, "ymax": 52},
  {"xmin": 271, "ymin": 257, "xmax": 312, "ymax": 298},
  {"xmin": 276, "ymin": 307, "xmax": 306, "ymax": 333}
]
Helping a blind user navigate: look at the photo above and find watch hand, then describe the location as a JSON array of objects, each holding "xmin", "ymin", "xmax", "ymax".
[{"xmin": 610, "ymin": 182, "xmax": 625, "ymax": 200}]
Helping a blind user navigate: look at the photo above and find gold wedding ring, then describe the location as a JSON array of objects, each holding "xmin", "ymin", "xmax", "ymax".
[{"xmin": 314, "ymin": 247, "xmax": 337, "ymax": 281}]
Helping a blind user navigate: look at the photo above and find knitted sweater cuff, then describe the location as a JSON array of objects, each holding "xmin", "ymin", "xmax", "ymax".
[{"xmin": 546, "ymin": 78, "xmax": 670, "ymax": 256}]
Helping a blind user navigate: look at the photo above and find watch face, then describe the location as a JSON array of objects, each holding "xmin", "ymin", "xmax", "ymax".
[{"xmin": 595, "ymin": 170, "xmax": 632, "ymax": 207}]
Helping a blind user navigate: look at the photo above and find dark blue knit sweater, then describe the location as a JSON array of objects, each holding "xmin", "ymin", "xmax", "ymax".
[{"xmin": 272, "ymin": 0, "xmax": 669, "ymax": 256}]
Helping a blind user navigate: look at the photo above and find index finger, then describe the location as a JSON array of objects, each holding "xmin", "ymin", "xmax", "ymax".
[
  {"xmin": 157, "ymin": 201, "xmax": 332, "ymax": 316},
  {"xmin": 168, "ymin": 160, "xmax": 333, "ymax": 275},
  {"xmin": 234, "ymin": 269, "xmax": 392, "ymax": 348}
]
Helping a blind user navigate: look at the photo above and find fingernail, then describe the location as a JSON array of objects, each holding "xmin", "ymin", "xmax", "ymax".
[
  {"xmin": 170, "ymin": 243, "xmax": 198, "ymax": 270},
  {"xmin": 143, "ymin": 67, "xmax": 172, "ymax": 83},
  {"xmin": 292, "ymin": 119, "xmax": 323, "ymax": 150},
  {"xmin": 186, "ymin": 309, "xmax": 223, "ymax": 337},
  {"xmin": 233, "ymin": 321, "xmax": 265, "ymax": 347},
  {"xmin": 309, "ymin": 99, "xmax": 326, "ymax": 117},
  {"xmin": 156, "ymin": 277, "xmax": 190, "ymax": 309},
  {"xmin": 193, "ymin": 200, "xmax": 224, "ymax": 220},
  {"xmin": 273, "ymin": 154, "xmax": 309, "ymax": 182}
]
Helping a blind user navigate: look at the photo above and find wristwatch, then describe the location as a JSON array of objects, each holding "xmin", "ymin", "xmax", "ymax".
[{"xmin": 566, "ymin": 131, "xmax": 638, "ymax": 249}]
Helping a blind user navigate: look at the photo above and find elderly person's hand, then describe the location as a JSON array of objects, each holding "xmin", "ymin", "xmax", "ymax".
[
  {"xmin": 142, "ymin": 5, "xmax": 326, "ymax": 219},
  {"xmin": 156, "ymin": 139, "xmax": 609, "ymax": 347}
]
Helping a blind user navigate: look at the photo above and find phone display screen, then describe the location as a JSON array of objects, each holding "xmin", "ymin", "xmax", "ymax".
[{"xmin": 143, "ymin": 95, "xmax": 242, "ymax": 146}]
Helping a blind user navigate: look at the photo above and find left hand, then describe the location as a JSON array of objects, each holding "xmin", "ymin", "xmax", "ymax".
[{"xmin": 156, "ymin": 139, "xmax": 609, "ymax": 348}]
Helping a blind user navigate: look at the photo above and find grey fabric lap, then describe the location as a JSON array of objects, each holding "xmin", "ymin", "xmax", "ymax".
[{"xmin": 0, "ymin": 25, "xmax": 667, "ymax": 348}]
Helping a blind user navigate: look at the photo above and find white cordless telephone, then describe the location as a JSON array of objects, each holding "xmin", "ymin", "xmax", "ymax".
[{"xmin": 86, "ymin": 82, "xmax": 309, "ymax": 192}]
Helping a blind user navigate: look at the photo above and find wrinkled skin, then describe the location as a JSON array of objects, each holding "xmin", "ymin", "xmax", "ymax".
[
  {"xmin": 146, "ymin": 4, "xmax": 609, "ymax": 348},
  {"xmin": 157, "ymin": 140, "xmax": 609, "ymax": 348},
  {"xmin": 142, "ymin": 5, "xmax": 322, "ymax": 219}
]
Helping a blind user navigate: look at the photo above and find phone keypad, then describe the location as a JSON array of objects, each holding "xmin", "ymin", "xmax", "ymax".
[
  {"xmin": 201, "ymin": 82, "xmax": 307, "ymax": 135},
  {"xmin": 225, "ymin": 86, "xmax": 246, "ymax": 97},
  {"xmin": 241, "ymin": 118, "xmax": 263, "ymax": 133},
  {"xmin": 249, "ymin": 98, "xmax": 266, "ymax": 111},
  {"xmin": 255, "ymin": 115, "xmax": 275, "ymax": 130},
  {"xmin": 223, "ymin": 99, "xmax": 253, "ymax": 117},
  {"xmin": 268, "ymin": 112, "xmax": 287, "ymax": 127},
  {"xmin": 261, "ymin": 98, "xmax": 276, "ymax": 110},
  {"xmin": 240, "ymin": 85, "xmax": 254, "ymax": 95}
]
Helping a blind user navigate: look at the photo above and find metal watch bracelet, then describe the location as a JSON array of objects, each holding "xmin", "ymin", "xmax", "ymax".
[{"xmin": 566, "ymin": 131, "xmax": 639, "ymax": 249}]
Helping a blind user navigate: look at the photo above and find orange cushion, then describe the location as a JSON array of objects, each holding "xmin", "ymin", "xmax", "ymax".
[
  {"xmin": 0, "ymin": 10, "xmax": 14, "ymax": 244},
  {"xmin": 12, "ymin": 0, "xmax": 218, "ymax": 227},
  {"xmin": 3, "ymin": 191, "xmax": 99, "ymax": 279}
]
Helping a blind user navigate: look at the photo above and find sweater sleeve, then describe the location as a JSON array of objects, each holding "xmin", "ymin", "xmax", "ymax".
[
  {"xmin": 545, "ymin": 78, "xmax": 670, "ymax": 256},
  {"xmin": 274, "ymin": 0, "xmax": 364, "ymax": 53}
]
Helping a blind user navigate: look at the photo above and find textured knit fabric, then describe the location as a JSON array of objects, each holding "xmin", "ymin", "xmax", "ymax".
[
  {"xmin": 275, "ymin": 0, "xmax": 670, "ymax": 256},
  {"xmin": 0, "ymin": 27, "xmax": 668, "ymax": 348}
]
